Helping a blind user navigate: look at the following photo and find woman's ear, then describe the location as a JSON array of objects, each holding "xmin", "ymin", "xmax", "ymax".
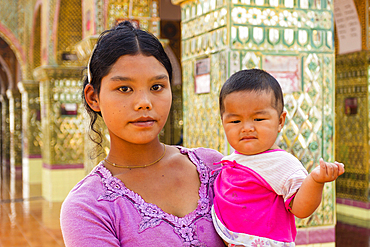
[
  {"xmin": 84, "ymin": 84, "xmax": 101, "ymax": 112},
  {"xmin": 278, "ymin": 111, "xmax": 287, "ymax": 132}
]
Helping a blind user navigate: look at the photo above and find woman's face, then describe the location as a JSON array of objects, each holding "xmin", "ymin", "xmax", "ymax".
[{"xmin": 90, "ymin": 54, "xmax": 172, "ymax": 146}]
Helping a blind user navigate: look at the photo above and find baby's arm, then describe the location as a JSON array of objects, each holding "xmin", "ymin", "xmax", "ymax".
[{"xmin": 290, "ymin": 159, "xmax": 344, "ymax": 218}]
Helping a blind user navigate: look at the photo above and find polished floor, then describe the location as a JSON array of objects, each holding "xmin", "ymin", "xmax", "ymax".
[
  {"xmin": 0, "ymin": 168, "xmax": 64, "ymax": 247},
  {"xmin": 1, "ymin": 166, "xmax": 369, "ymax": 247}
]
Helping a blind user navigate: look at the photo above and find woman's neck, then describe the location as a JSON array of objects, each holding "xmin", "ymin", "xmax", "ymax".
[{"xmin": 106, "ymin": 139, "xmax": 164, "ymax": 168}]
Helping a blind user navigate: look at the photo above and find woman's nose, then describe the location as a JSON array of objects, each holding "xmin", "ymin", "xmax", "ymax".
[{"xmin": 134, "ymin": 91, "xmax": 152, "ymax": 110}]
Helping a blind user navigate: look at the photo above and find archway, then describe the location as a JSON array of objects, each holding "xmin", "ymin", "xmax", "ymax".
[{"xmin": 0, "ymin": 36, "xmax": 22, "ymax": 179}]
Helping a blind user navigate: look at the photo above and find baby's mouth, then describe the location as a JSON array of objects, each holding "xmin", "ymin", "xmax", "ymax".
[{"xmin": 241, "ymin": 136, "xmax": 257, "ymax": 140}]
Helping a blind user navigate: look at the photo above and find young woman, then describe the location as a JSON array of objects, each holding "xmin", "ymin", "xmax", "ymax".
[{"xmin": 60, "ymin": 21, "xmax": 225, "ymax": 246}]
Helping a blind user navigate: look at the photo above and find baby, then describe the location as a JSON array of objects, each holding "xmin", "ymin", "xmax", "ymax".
[{"xmin": 212, "ymin": 69, "xmax": 344, "ymax": 247}]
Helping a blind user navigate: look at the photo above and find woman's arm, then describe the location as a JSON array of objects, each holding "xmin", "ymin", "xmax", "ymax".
[
  {"xmin": 290, "ymin": 159, "xmax": 344, "ymax": 218},
  {"xmin": 61, "ymin": 198, "xmax": 120, "ymax": 247},
  {"xmin": 60, "ymin": 185, "xmax": 121, "ymax": 247}
]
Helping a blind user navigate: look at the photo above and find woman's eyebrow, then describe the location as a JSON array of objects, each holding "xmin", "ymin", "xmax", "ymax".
[
  {"xmin": 110, "ymin": 75, "xmax": 132, "ymax": 81},
  {"xmin": 150, "ymin": 74, "xmax": 169, "ymax": 81},
  {"xmin": 109, "ymin": 74, "xmax": 169, "ymax": 82}
]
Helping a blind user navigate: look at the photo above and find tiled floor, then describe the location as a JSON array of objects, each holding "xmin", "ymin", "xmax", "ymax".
[{"xmin": 0, "ymin": 168, "xmax": 64, "ymax": 247}]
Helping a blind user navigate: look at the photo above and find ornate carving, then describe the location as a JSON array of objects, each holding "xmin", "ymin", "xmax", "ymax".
[
  {"xmin": 34, "ymin": 66, "xmax": 85, "ymax": 165},
  {"xmin": 335, "ymin": 51, "xmax": 370, "ymax": 202},
  {"xmin": 18, "ymin": 80, "xmax": 42, "ymax": 157}
]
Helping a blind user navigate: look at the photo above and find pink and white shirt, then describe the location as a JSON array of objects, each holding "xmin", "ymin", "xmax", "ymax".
[{"xmin": 212, "ymin": 149, "xmax": 308, "ymax": 246}]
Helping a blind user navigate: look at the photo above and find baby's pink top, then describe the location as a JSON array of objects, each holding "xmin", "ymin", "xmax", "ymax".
[
  {"xmin": 60, "ymin": 147, "xmax": 225, "ymax": 247},
  {"xmin": 213, "ymin": 150, "xmax": 307, "ymax": 243}
]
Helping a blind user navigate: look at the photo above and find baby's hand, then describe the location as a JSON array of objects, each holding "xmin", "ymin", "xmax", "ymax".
[{"xmin": 310, "ymin": 158, "xmax": 345, "ymax": 184}]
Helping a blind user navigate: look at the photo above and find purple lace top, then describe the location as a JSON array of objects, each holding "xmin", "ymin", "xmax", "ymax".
[{"xmin": 60, "ymin": 147, "xmax": 225, "ymax": 247}]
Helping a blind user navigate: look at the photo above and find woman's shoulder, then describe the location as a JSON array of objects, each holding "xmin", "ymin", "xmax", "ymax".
[
  {"xmin": 61, "ymin": 163, "xmax": 112, "ymax": 208},
  {"xmin": 69, "ymin": 163, "xmax": 105, "ymax": 190},
  {"xmin": 60, "ymin": 163, "xmax": 127, "ymax": 246},
  {"xmin": 60, "ymin": 163, "xmax": 123, "ymax": 228},
  {"xmin": 176, "ymin": 146, "xmax": 223, "ymax": 169}
]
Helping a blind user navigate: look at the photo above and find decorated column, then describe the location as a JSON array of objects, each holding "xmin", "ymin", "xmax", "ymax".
[
  {"xmin": 18, "ymin": 81, "xmax": 42, "ymax": 185},
  {"xmin": 333, "ymin": 2, "xmax": 370, "ymax": 240},
  {"xmin": 33, "ymin": 66, "xmax": 85, "ymax": 202},
  {"xmin": 6, "ymin": 89, "xmax": 23, "ymax": 178},
  {"xmin": 335, "ymin": 51, "xmax": 370, "ymax": 226},
  {"xmin": 0, "ymin": 95, "xmax": 10, "ymax": 172},
  {"xmin": 173, "ymin": 0, "xmax": 336, "ymax": 245}
]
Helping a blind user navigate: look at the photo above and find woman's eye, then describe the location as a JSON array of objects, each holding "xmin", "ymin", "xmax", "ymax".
[
  {"xmin": 118, "ymin": 86, "xmax": 132, "ymax": 93},
  {"xmin": 151, "ymin": 84, "xmax": 163, "ymax": 91}
]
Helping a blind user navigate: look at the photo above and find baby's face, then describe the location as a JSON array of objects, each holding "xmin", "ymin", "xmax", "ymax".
[{"xmin": 221, "ymin": 90, "xmax": 286, "ymax": 155}]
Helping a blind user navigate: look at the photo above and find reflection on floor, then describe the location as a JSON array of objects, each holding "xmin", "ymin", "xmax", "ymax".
[
  {"xmin": 0, "ymin": 168, "xmax": 64, "ymax": 247},
  {"xmin": 2, "ymin": 166, "xmax": 370, "ymax": 247}
]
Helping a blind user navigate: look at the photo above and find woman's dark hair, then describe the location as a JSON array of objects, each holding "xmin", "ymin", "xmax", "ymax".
[
  {"xmin": 83, "ymin": 21, "xmax": 173, "ymax": 149},
  {"xmin": 219, "ymin": 69, "xmax": 284, "ymax": 116}
]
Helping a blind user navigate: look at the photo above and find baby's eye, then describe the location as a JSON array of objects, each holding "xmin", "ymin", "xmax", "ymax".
[
  {"xmin": 151, "ymin": 84, "xmax": 164, "ymax": 91},
  {"xmin": 254, "ymin": 118, "xmax": 265, "ymax": 121},
  {"xmin": 118, "ymin": 86, "xmax": 132, "ymax": 93},
  {"xmin": 230, "ymin": 120, "xmax": 241, "ymax": 123}
]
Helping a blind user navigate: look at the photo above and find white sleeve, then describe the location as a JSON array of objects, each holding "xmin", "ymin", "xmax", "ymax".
[{"xmin": 281, "ymin": 169, "xmax": 308, "ymax": 201}]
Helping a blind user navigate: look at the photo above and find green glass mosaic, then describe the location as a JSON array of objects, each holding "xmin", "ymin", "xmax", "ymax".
[{"xmin": 179, "ymin": 0, "xmax": 335, "ymax": 227}]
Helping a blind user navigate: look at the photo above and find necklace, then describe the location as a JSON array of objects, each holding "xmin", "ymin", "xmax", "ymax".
[{"xmin": 104, "ymin": 144, "xmax": 166, "ymax": 169}]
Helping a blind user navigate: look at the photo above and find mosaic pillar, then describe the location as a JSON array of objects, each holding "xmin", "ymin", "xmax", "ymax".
[
  {"xmin": 174, "ymin": 0, "xmax": 336, "ymax": 245},
  {"xmin": 333, "ymin": 2, "xmax": 370, "ymax": 240},
  {"xmin": 33, "ymin": 66, "xmax": 86, "ymax": 202},
  {"xmin": 6, "ymin": 89, "xmax": 23, "ymax": 179},
  {"xmin": 0, "ymin": 95, "xmax": 10, "ymax": 173},
  {"xmin": 333, "ymin": 2, "xmax": 370, "ymax": 244},
  {"xmin": 106, "ymin": 0, "xmax": 160, "ymax": 36},
  {"xmin": 18, "ymin": 81, "xmax": 42, "ymax": 185},
  {"xmin": 335, "ymin": 52, "xmax": 370, "ymax": 227}
]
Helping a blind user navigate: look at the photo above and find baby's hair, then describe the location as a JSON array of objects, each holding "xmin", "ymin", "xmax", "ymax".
[
  {"xmin": 219, "ymin": 69, "xmax": 284, "ymax": 116},
  {"xmin": 82, "ymin": 21, "xmax": 173, "ymax": 150}
]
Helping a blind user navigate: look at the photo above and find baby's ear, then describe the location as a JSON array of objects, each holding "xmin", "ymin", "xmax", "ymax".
[
  {"xmin": 278, "ymin": 111, "xmax": 287, "ymax": 132},
  {"xmin": 84, "ymin": 84, "xmax": 101, "ymax": 112}
]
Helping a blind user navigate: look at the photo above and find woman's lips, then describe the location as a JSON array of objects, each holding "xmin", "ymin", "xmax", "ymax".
[{"xmin": 130, "ymin": 117, "xmax": 155, "ymax": 127}]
